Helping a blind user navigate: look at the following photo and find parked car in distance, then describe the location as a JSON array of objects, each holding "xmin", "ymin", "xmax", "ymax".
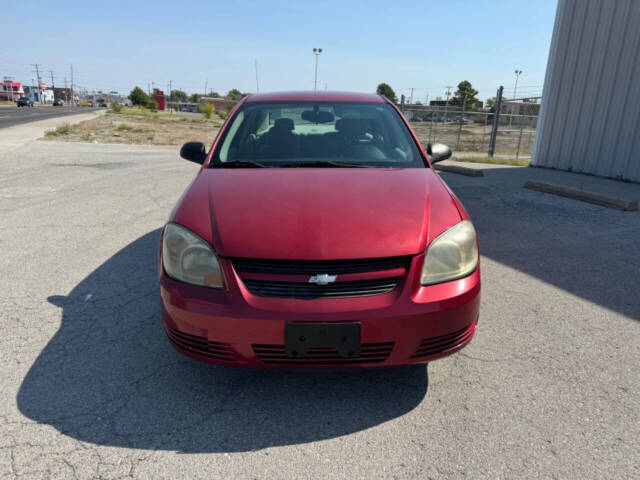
[
  {"xmin": 454, "ymin": 116, "xmax": 471, "ymax": 124},
  {"xmin": 160, "ymin": 91, "xmax": 480, "ymax": 369},
  {"xmin": 17, "ymin": 97, "xmax": 34, "ymax": 107},
  {"xmin": 53, "ymin": 99, "xmax": 64, "ymax": 106}
]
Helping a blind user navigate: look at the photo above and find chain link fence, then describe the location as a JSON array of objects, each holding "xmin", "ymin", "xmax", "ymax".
[{"xmin": 401, "ymin": 90, "xmax": 540, "ymax": 160}]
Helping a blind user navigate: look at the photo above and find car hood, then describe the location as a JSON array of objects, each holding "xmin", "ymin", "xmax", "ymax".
[{"xmin": 172, "ymin": 168, "xmax": 461, "ymax": 259}]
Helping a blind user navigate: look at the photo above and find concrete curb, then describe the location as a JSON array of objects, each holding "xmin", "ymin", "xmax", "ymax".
[
  {"xmin": 524, "ymin": 181, "xmax": 638, "ymax": 211},
  {"xmin": 434, "ymin": 164, "xmax": 484, "ymax": 177}
]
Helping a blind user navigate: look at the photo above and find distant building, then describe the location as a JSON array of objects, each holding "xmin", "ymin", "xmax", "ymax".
[
  {"xmin": 503, "ymin": 99, "xmax": 541, "ymax": 117},
  {"xmin": 41, "ymin": 90, "xmax": 54, "ymax": 104},
  {"xmin": 429, "ymin": 99, "xmax": 483, "ymax": 109},
  {"xmin": 23, "ymin": 86, "xmax": 38, "ymax": 101},
  {"xmin": 0, "ymin": 77, "xmax": 24, "ymax": 101},
  {"xmin": 200, "ymin": 97, "xmax": 237, "ymax": 112}
]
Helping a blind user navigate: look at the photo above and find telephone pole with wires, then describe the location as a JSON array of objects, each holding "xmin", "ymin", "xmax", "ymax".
[
  {"xmin": 32, "ymin": 64, "xmax": 42, "ymax": 102},
  {"xmin": 49, "ymin": 71, "xmax": 55, "ymax": 88}
]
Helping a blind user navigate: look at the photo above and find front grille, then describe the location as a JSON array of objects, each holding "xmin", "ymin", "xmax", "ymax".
[
  {"xmin": 253, "ymin": 342, "xmax": 394, "ymax": 365},
  {"xmin": 243, "ymin": 277, "xmax": 401, "ymax": 299},
  {"xmin": 232, "ymin": 256, "xmax": 411, "ymax": 275},
  {"xmin": 165, "ymin": 325, "xmax": 234, "ymax": 361},
  {"xmin": 411, "ymin": 325, "xmax": 474, "ymax": 358}
]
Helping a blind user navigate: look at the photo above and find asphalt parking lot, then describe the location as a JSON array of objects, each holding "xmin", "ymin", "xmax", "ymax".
[{"xmin": 1, "ymin": 140, "xmax": 638, "ymax": 479}]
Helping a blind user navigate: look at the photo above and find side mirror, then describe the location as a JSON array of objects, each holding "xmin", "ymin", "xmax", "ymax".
[
  {"xmin": 427, "ymin": 142, "xmax": 452, "ymax": 163},
  {"xmin": 180, "ymin": 142, "xmax": 207, "ymax": 164}
]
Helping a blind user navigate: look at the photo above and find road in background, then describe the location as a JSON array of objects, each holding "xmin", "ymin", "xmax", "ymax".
[{"xmin": 0, "ymin": 106, "xmax": 100, "ymax": 129}]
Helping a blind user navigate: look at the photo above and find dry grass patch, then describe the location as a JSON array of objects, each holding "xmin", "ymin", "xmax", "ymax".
[
  {"xmin": 41, "ymin": 110, "xmax": 222, "ymax": 146},
  {"xmin": 452, "ymin": 156, "xmax": 530, "ymax": 167}
]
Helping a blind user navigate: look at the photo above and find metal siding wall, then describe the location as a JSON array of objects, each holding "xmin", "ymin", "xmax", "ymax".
[{"xmin": 532, "ymin": 0, "xmax": 640, "ymax": 182}]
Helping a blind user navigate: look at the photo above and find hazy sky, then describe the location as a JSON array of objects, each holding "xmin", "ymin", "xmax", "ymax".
[{"xmin": 1, "ymin": 0, "xmax": 557, "ymax": 101}]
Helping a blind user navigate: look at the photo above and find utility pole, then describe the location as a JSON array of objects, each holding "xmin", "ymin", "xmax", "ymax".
[
  {"xmin": 49, "ymin": 71, "xmax": 55, "ymax": 88},
  {"xmin": 70, "ymin": 65, "xmax": 74, "ymax": 106},
  {"xmin": 312, "ymin": 47, "xmax": 322, "ymax": 91},
  {"xmin": 509, "ymin": 69, "xmax": 522, "ymax": 127},
  {"xmin": 203, "ymin": 79, "xmax": 206, "ymax": 96},
  {"xmin": 409, "ymin": 88, "xmax": 414, "ymax": 105},
  {"xmin": 32, "ymin": 64, "xmax": 42, "ymax": 103},
  {"xmin": 488, "ymin": 85, "xmax": 504, "ymax": 157},
  {"xmin": 64, "ymin": 77, "xmax": 68, "ymax": 103},
  {"xmin": 169, "ymin": 80, "xmax": 172, "ymax": 113}
]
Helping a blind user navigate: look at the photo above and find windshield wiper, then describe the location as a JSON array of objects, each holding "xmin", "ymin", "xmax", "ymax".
[
  {"xmin": 279, "ymin": 160, "xmax": 368, "ymax": 168},
  {"xmin": 214, "ymin": 160, "xmax": 265, "ymax": 168}
]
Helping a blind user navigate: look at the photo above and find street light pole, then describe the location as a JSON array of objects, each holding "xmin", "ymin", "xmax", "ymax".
[
  {"xmin": 313, "ymin": 48, "xmax": 322, "ymax": 91},
  {"xmin": 510, "ymin": 69, "xmax": 522, "ymax": 127}
]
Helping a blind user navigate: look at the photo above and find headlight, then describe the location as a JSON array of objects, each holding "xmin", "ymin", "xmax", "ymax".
[
  {"xmin": 162, "ymin": 223, "xmax": 223, "ymax": 288},
  {"xmin": 420, "ymin": 220, "xmax": 478, "ymax": 285}
]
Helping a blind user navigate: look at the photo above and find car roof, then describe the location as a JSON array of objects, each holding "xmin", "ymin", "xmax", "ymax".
[{"xmin": 244, "ymin": 91, "xmax": 386, "ymax": 104}]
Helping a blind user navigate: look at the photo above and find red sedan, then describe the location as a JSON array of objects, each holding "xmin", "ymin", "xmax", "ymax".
[{"xmin": 159, "ymin": 91, "xmax": 480, "ymax": 368}]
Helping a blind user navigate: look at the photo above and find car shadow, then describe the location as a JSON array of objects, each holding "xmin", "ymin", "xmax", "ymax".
[
  {"xmin": 17, "ymin": 229, "xmax": 428, "ymax": 453},
  {"xmin": 440, "ymin": 165, "xmax": 640, "ymax": 322}
]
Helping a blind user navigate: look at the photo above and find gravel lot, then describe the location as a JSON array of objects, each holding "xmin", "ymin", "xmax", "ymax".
[{"xmin": 1, "ymin": 141, "xmax": 638, "ymax": 479}]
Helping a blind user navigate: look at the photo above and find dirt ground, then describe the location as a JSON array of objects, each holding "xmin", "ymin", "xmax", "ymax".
[{"xmin": 41, "ymin": 110, "xmax": 222, "ymax": 146}]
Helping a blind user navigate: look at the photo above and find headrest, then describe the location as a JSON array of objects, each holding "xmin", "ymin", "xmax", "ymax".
[
  {"xmin": 273, "ymin": 118, "xmax": 294, "ymax": 131},
  {"xmin": 335, "ymin": 118, "xmax": 365, "ymax": 135}
]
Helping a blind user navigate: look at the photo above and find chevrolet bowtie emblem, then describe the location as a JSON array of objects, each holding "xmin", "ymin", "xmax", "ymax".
[{"xmin": 308, "ymin": 274, "xmax": 337, "ymax": 285}]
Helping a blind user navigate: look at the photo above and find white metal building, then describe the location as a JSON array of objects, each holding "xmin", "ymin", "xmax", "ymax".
[{"xmin": 532, "ymin": 0, "xmax": 640, "ymax": 182}]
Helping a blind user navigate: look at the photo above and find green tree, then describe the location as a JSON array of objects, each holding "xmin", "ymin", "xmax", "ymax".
[
  {"xmin": 450, "ymin": 81, "xmax": 479, "ymax": 108},
  {"xmin": 376, "ymin": 83, "xmax": 397, "ymax": 103},
  {"xmin": 170, "ymin": 89, "xmax": 188, "ymax": 102},
  {"xmin": 226, "ymin": 89, "xmax": 243, "ymax": 100},
  {"xmin": 485, "ymin": 97, "xmax": 497, "ymax": 121},
  {"xmin": 188, "ymin": 93, "xmax": 203, "ymax": 103},
  {"xmin": 208, "ymin": 91, "xmax": 220, "ymax": 98},
  {"xmin": 128, "ymin": 86, "xmax": 150, "ymax": 107}
]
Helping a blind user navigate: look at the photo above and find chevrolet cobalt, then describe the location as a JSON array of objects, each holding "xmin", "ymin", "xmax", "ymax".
[{"xmin": 160, "ymin": 91, "xmax": 480, "ymax": 367}]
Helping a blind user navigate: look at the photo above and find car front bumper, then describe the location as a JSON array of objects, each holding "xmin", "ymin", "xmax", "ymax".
[{"xmin": 159, "ymin": 254, "xmax": 480, "ymax": 368}]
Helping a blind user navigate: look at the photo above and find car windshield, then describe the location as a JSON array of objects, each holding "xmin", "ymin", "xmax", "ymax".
[{"xmin": 210, "ymin": 101, "xmax": 425, "ymax": 168}]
